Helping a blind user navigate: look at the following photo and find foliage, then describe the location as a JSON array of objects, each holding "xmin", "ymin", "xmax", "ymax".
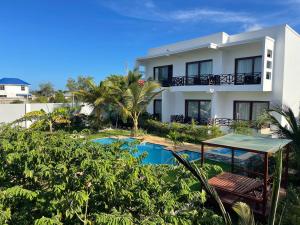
[
  {"xmin": 66, "ymin": 75, "xmax": 94, "ymax": 103},
  {"xmin": 49, "ymin": 91, "xmax": 68, "ymax": 103},
  {"xmin": 142, "ymin": 119, "xmax": 223, "ymax": 144},
  {"xmin": 232, "ymin": 202, "xmax": 255, "ymax": 225},
  {"xmin": 37, "ymin": 82, "xmax": 55, "ymax": 97},
  {"xmin": 167, "ymin": 131, "xmax": 183, "ymax": 150},
  {"xmin": 277, "ymin": 187, "xmax": 300, "ymax": 225},
  {"xmin": 108, "ymin": 70, "xmax": 162, "ymax": 136},
  {"xmin": 230, "ymin": 121, "xmax": 253, "ymax": 135},
  {"xmin": 14, "ymin": 107, "xmax": 71, "ymax": 133},
  {"xmin": 31, "ymin": 96, "xmax": 49, "ymax": 103},
  {"xmin": 0, "ymin": 127, "xmax": 223, "ymax": 224},
  {"xmin": 10, "ymin": 99, "xmax": 24, "ymax": 104},
  {"xmin": 268, "ymin": 150, "xmax": 283, "ymax": 225},
  {"xmin": 267, "ymin": 105, "xmax": 300, "ymax": 173}
]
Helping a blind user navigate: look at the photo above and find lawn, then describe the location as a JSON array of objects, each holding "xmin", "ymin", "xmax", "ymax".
[{"xmin": 87, "ymin": 129, "xmax": 131, "ymax": 140}]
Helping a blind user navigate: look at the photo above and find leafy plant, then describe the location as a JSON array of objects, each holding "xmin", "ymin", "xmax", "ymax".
[
  {"xmin": 0, "ymin": 127, "xmax": 223, "ymax": 224},
  {"xmin": 267, "ymin": 105, "xmax": 300, "ymax": 173},
  {"xmin": 14, "ymin": 107, "xmax": 71, "ymax": 132}
]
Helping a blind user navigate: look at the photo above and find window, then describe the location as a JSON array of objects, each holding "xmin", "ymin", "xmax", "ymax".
[
  {"xmin": 0, "ymin": 95, "xmax": 7, "ymax": 98},
  {"xmin": 266, "ymin": 72, "xmax": 272, "ymax": 80},
  {"xmin": 153, "ymin": 99, "xmax": 162, "ymax": 121},
  {"xmin": 185, "ymin": 100, "xmax": 211, "ymax": 124},
  {"xmin": 186, "ymin": 60, "xmax": 213, "ymax": 78},
  {"xmin": 0, "ymin": 85, "xmax": 4, "ymax": 90},
  {"xmin": 153, "ymin": 65, "xmax": 173, "ymax": 81},
  {"xmin": 234, "ymin": 101, "xmax": 269, "ymax": 121},
  {"xmin": 267, "ymin": 61, "xmax": 272, "ymax": 69},
  {"xmin": 267, "ymin": 49, "xmax": 272, "ymax": 58},
  {"xmin": 21, "ymin": 85, "xmax": 25, "ymax": 91},
  {"xmin": 235, "ymin": 56, "xmax": 262, "ymax": 75}
]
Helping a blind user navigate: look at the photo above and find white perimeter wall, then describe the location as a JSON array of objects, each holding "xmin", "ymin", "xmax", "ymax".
[{"xmin": 0, "ymin": 103, "xmax": 70, "ymax": 127}]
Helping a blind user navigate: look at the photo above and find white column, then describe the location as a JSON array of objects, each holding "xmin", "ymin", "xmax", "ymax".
[
  {"xmin": 211, "ymin": 91, "xmax": 219, "ymax": 119},
  {"xmin": 162, "ymin": 90, "xmax": 173, "ymax": 122},
  {"xmin": 24, "ymin": 103, "xmax": 31, "ymax": 128}
]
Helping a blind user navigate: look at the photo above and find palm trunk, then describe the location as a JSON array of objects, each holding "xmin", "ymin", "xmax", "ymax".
[
  {"xmin": 132, "ymin": 116, "xmax": 138, "ymax": 137},
  {"xmin": 49, "ymin": 120, "xmax": 53, "ymax": 133}
]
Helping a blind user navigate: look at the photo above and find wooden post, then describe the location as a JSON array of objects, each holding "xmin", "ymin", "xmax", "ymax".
[
  {"xmin": 263, "ymin": 152, "xmax": 269, "ymax": 215},
  {"xmin": 201, "ymin": 143, "xmax": 204, "ymax": 167},
  {"xmin": 231, "ymin": 148, "xmax": 235, "ymax": 173},
  {"xmin": 284, "ymin": 145, "xmax": 290, "ymax": 188}
]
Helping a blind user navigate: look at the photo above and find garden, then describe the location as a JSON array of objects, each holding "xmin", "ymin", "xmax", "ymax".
[{"xmin": 1, "ymin": 71, "xmax": 300, "ymax": 225}]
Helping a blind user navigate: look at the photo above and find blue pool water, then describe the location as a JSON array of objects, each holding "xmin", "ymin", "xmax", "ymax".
[
  {"xmin": 210, "ymin": 148, "xmax": 247, "ymax": 157},
  {"xmin": 93, "ymin": 137, "xmax": 200, "ymax": 165}
]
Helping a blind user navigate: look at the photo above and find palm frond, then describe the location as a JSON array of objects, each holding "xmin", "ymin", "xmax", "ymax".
[
  {"xmin": 172, "ymin": 151, "xmax": 232, "ymax": 225},
  {"xmin": 232, "ymin": 202, "xmax": 256, "ymax": 225}
]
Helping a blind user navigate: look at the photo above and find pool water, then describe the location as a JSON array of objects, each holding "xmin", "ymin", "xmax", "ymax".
[
  {"xmin": 93, "ymin": 137, "xmax": 200, "ymax": 165},
  {"xmin": 209, "ymin": 148, "xmax": 247, "ymax": 157}
]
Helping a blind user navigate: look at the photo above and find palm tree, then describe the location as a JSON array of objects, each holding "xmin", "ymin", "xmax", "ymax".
[
  {"xmin": 75, "ymin": 80, "xmax": 108, "ymax": 128},
  {"xmin": 14, "ymin": 107, "xmax": 71, "ymax": 133},
  {"xmin": 267, "ymin": 105, "xmax": 300, "ymax": 171},
  {"xmin": 108, "ymin": 70, "xmax": 162, "ymax": 136}
]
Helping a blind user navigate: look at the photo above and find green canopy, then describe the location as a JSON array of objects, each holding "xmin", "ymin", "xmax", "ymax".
[{"xmin": 202, "ymin": 133, "xmax": 292, "ymax": 154}]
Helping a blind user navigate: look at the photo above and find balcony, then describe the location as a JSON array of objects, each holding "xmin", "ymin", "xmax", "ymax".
[{"xmin": 158, "ymin": 73, "xmax": 261, "ymax": 87}]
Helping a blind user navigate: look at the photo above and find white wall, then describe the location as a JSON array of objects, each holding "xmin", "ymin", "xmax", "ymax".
[
  {"xmin": 0, "ymin": 85, "xmax": 29, "ymax": 98},
  {"xmin": 0, "ymin": 103, "xmax": 70, "ymax": 127},
  {"xmin": 282, "ymin": 27, "xmax": 300, "ymax": 118}
]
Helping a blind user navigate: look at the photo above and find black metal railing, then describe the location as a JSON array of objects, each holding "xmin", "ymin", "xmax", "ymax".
[
  {"xmin": 168, "ymin": 73, "xmax": 261, "ymax": 86},
  {"xmin": 170, "ymin": 115, "xmax": 259, "ymax": 127}
]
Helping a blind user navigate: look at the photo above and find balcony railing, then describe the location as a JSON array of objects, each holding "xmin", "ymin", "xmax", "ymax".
[
  {"xmin": 170, "ymin": 115, "xmax": 258, "ymax": 127},
  {"xmin": 157, "ymin": 73, "xmax": 261, "ymax": 87}
]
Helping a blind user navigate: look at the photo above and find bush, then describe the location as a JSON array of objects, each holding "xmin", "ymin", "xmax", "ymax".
[
  {"xmin": 141, "ymin": 119, "xmax": 223, "ymax": 143},
  {"xmin": 0, "ymin": 127, "xmax": 224, "ymax": 224}
]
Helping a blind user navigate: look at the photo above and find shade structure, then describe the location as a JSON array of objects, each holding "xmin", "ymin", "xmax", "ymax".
[{"xmin": 202, "ymin": 133, "xmax": 292, "ymax": 154}]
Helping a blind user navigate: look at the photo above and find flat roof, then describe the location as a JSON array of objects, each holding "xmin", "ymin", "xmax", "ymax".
[{"xmin": 202, "ymin": 133, "xmax": 292, "ymax": 154}]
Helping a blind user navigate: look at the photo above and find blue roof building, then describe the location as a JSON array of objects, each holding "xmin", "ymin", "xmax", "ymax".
[{"xmin": 0, "ymin": 78, "xmax": 30, "ymax": 85}]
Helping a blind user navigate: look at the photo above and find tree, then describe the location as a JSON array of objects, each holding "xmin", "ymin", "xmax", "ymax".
[
  {"xmin": 49, "ymin": 91, "xmax": 67, "ymax": 103},
  {"xmin": 37, "ymin": 82, "xmax": 55, "ymax": 97},
  {"xmin": 66, "ymin": 76, "xmax": 94, "ymax": 103},
  {"xmin": 14, "ymin": 107, "xmax": 71, "ymax": 133},
  {"xmin": 267, "ymin": 105, "xmax": 300, "ymax": 172},
  {"xmin": 109, "ymin": 70, "xmax": 162, "ymax": 136},
  {"xmin": 75, "ymin": 80, "xmax": 108, "ymax": 129}
]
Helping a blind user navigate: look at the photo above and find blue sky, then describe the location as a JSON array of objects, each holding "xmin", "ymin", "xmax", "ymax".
[{"xmin": 1, "ymin": 0, "xmax": 300, "ymax": 89}]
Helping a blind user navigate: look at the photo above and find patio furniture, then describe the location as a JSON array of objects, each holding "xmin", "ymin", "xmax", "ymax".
[{"xmin": 201, "ymin": 133, "xmax": 292, "ymax": 216}]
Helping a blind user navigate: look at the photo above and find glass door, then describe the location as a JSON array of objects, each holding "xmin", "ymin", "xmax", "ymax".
[{"xmin": 153, "ymin": 99, "xmax": 162, "ymax": 121}]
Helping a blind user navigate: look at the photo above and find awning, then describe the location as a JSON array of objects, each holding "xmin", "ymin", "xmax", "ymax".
[{"xmin": 202, "ymin": 133, "xmax": 292, "ymax": 154}]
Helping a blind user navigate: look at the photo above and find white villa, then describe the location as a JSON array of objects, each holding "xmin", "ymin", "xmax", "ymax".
[
  {"xmin": 0, "ymin": 78, "xmax": 31, "ymax": 103},
  {"xmin": 136, "ymin": 24, "xmax": 300, "ymax": 125}
]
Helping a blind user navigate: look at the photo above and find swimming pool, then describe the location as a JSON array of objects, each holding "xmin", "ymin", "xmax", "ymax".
[
  {"xmin": 93, "ymin": 137, "xmax": 200, "ymax": 165},
  {"xmin": 209, "ymin": 148, "xmax": 247, "ymax": 157}
]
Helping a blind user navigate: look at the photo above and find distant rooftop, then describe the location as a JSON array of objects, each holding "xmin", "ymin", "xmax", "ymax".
[{"xmin": 0, "ymin": 78, "xmax": 30, "ymax": 85}]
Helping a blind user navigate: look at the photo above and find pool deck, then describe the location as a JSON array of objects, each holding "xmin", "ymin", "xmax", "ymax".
[{"xmin": 107, "ymin": 134, "xmax": 213, "ymax": 152}]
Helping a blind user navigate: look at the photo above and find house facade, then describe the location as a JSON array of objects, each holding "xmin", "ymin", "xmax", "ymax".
[
  {"xmin": 0, "ymin": 78, "xmax": 31, "ymax": 103},
  {"xmin": 136, "ymin": 24, "xmax": 300, "ymax": 125}
]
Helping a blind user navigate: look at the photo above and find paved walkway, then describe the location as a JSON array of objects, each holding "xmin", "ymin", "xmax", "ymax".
[{"xmin": 109, "ymin": 134, "xmax": 214, "ymax": 152}]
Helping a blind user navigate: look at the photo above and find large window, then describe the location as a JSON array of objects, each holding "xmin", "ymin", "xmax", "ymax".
[
  {"xmin": 186, "ymin": 60, "xmax": 212, "ymax": 85},
  {"xmin": 186, "ymin": 60, "xmax": 212, "ymax": 77},
  {"xmin": 185, "ymin": 100, "xmax": 211, "ymax": 123},
  {"xmin": 153, "ymin": 65, "xmax": 173, "ymax": 86},
  {"xmin": 153, "ymin": 99, "xmax": 162, "ymax": 121},
  {"xmin": 0, "ymin": 85, "xmax": 4, "ymax": 90},
  {"xmin": 234, "ymin": 101, "xmax": 269, "ymax": 121},
  {"xmin": 235, "ymin": 56, "xmax": 262, "ymax": 84}
]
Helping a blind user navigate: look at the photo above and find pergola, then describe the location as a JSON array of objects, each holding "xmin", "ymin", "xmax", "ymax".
[{"xmin": 201, "ymin": 133, "xmax": 292, "ymax": 215}]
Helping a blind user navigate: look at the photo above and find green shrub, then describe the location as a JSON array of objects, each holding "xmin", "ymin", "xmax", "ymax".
[
  {"xmin": 141, "ymin": 119, "xmax": 223, "ymax": 143},
  {"xmin": 277, "ymin": 187, "xmax": 300, "ymax": 225},
  {"xmin": 230, "ymin": 121, "xmax": 252, "ymax": 135},
  {"xmin": 0, "ymin": 126, "xmax": 223, "ymax": 224}
]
